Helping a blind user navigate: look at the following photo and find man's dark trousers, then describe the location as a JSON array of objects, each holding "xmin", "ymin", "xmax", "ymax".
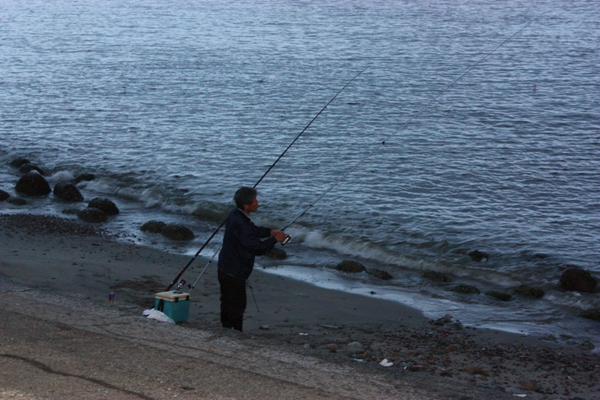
[{"xmin": 218, "ymin": 268, "xmax": 246, "ymax": 331}]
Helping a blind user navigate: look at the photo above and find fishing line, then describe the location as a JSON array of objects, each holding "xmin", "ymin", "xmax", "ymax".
[
  {"xmin": 187, "ymin": 15, "xmax": 549, "ymax": 294},
  {"xmin": 248, "ymin": 281, "xmax": 260, "ymax": 312},
  {"xmin": 280, "ymin": 14, "xmax": 547, "ymax": 233},
  {"xmin": 164, "ymin": 67, "xmax": 368, "ymax": 292}
]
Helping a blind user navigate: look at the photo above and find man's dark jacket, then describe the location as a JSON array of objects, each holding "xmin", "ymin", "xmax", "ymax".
[{"xmin": 217, "ymin": 208, "xmax": 277, "ymax": 280}]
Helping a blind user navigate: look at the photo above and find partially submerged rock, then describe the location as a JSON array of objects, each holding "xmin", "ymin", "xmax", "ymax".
[
  {"xmin": 486, "ymin": 290, "xmax": 512, "ymax": 301},
  {"xmin": 423, "ymin": 270, "xmax": 450, "ymax": 282},
  {"xmin": 468, "ymin": 250, "xmax": 489, "ymax": 262},
  {"xmin": 9, "ymin": 158, "xmax": 30, "ymax": 168},
  {"xmin": 88, "ymin": 198, "xmax": 119, "ymax": 215},
  {"xmin": 77, "ymin": 207, "xmax": 108, "ymax": 223},
  {"xmin": 514, "ymin": 285, "xmax": 545, "ymax": 299},
  {"xmin": 73, "ymin": 173, "xmax": 95, "ymax": 184},
  {"xmin": 0, "ymin": 189, "xmax": 10, "ymax": 201},
  {"xmin": 54, "ymin": 182, "xmax": 84, "ymax": 202},
  {"xmin": 161, "ymin": 224, "xmax": 195, "ymax": 241},
  {"xmin": 140, "ymin": 220, "xmax": 167, "ymax": 234},
  {"xmin": 7, "ymin": 197, "xmax": 27, "ymax": 206},
  {"xmin": 367, "ymin": 268, "xmax": 393, "ymax": 280},
  {"xmin": 336, "ymin": 260, "xmax": 366, "ymax": 273},
  {"xmin": 15, "ymin": 172, "xmax": 51, "ymax": 196},
  {"xmin": 579, "ymin": 309, "xmax": 600, "ymax": 321},
  {"xmin": 19, "ymin": 163, "xmax": 45, "ymax": 175},
  {"xmin": 451, "ymin": 284, "xmax": 480, "ymax": 294},
  {"xmin": 560, "ymin": 267, "xmax": 597, "ymax": 293}
]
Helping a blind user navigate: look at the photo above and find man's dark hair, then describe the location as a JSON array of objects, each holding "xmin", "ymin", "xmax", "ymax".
[{"xmin": 234, "ymin": 187, "xmax": 257, "ymax": 209}]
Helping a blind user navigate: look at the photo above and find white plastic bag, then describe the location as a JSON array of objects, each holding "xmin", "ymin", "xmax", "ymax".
[{"xmin": 143, "ymin": 308, "xmax": 175, "ymax": 324}]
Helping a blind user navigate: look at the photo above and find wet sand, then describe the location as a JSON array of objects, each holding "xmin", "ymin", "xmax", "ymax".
[{"xmin": 0, "ymin": 213, "xmax": 598, "ymax": 399}]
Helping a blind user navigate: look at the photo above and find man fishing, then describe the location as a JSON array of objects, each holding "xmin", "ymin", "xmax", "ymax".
[{"xmin": 217, "ymin": 186, "xmax": 288, "ymax": 332}]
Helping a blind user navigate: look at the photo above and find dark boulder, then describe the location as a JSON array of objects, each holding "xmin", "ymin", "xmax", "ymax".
[
  {"xmin": 423, "ymin": 270, "xmax": 451, "ymax": 282},
  {"xmin": 579, "ymin": 309, "xmax": 600, "ymax": 321},
  {"xmin": 486, "ymin": 291, "xmax": 512, "ymax": 301},
  {"xmin": 15, "ymin": 172, "xmax": 51, "ymax": 196},
  {"xmin": 9, "ymin": 158, "xmax": 30, "ymax": 168},
  {"xmin": 161, "ymin": 224, "xmax": 195, "ymax": 241},
  {"xmin": 0, "ymin": 190, "xmax": 9, "ymax": 201},
  {"xmin": 88, "ymin": 198, "xmax": 119, "ymax": 215},
  {"xmin": 560, "ymin": 267, "xmax": 598, "ymax": 293},
  {"xmin": 73, "ymin": 173, "xmax": 95, "ymax": 184},
  {"xmin": 19, "ymin": 164, "xmax": 45, "ymax": 175},
  {"xmin": 53, "ymin": 182, "xmax": 84, "ymax": 202},
  {"xmin": 514, "ymin": 285, "xmax": 545, "ymax": 299},
  {"xmin": 7, "ymin": 197, "xmax": 27, "ymax": 205},
  {"xmin": 77, "ymin": 207, "xmax": 108, "ymax": 223},
  {"xmin": 368, "ymin": 268, "xmax": 393, "ymax": 280},
  {"xmin": 451, "ymin": 284, "xmax": 480, "ymax": 294},
  {"xmin": 140, "ymin": 220, "xmax": 167, "ymax": 234},
  {"xmin": 266, "ymin": 247, "xmax": 287, "ymax": 260},
  {"xmin": 468, "ymin": 250, "xmax": 489, "ymax": 262},
  {"xmin": 336, "ymin": 260, "xmax": 366, "ymax": 273}
]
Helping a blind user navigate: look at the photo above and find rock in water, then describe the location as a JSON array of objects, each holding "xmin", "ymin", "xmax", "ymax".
[
  {"xmin": 88, "ymin": 198, "xmax": 120, "ymax": 215},
  {"xmin": 336, "ymin": 260, "xmax": 366, "ymax": 273},
  {"xmin": 54, "ymin": 182, "xmax": 84, "ymax": 202},
  {"xmin": 15, "ymin": 172, "xmax": 51, "ymax": 196},
  {"xmin": 486, "ymin": 291, "xmax": 512, "ymax": 301},
  {"xmin": 451, "ymin": 284, "xmax": 480, "ymax": 294},
  {"xmin": 77, "ymin": 208, "xmax": 108, "ymax": 223},
  {"xmin": 468, "ymin": 250, "xmax": 489, "ymax": 262},
  {"xmin": 368, "ymin": 268, "xmax": 393, "ymax": 280},
  {"xmin": 7, "ymin": 197, "xmax": 27, "ymax": 205},
  {"xmin": 161, "ymin": 224, "xmax": 195, "ymax": 241},
  {"xmin": 0, "ymin": 190, "xmax": 10, "ymax": 201},
  {"xmin": 73, "ymin": 173, "xmax": 95, "ymax": 184},
  {"xmin": 19, "ymin": 164, "xmax": 45, "ymax": 175},
  {"xmin": 514, "ymin": 285, "xmax": 545, "ymax": 298},
  {"xmin": 423, "ymin": 270, "xmax": 450, "ymax": 282},
  {"xmin": 9, "ymin": 158, "xmax": 30, "ymax": 168},
  {"xmin": 560, "ymin": 267, "xmax": 598, "ymax": 293},
  {"xmin": 579, "ymin": 309, "xmax": 600, "ymax": 321},
  {"xmin": 140, "ymin": 220, "xmax": 167, "ymax": 234}
]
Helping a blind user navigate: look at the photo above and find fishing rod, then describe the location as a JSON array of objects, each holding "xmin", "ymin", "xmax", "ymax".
[
  {"xmin": 164, "ymin": 67, "xmax": 368, "ymax": 292},
  {"xmin": 186, "ymin": 16, "xmax": 545, "ymax": 294},
  {"xmin": 279, "ymin": 15, "xmax": 544, "ymax": 233}
]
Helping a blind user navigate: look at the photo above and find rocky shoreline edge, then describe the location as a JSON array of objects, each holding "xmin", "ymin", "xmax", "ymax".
[{"xmin": 1, "ymin": 212, "xmax": 599, "ymax": 399}]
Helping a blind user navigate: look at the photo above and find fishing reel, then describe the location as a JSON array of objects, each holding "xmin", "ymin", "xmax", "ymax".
[
  {"xmin": 176, "ymin": 279, "xmax": 186, "ymax": 291},
  {"xmin": 282, "ymin": 235, "xmax": 292, "ymax": 246}
]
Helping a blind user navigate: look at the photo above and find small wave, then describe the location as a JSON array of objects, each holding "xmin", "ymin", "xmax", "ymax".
[
  {"xmin": 78, "ymin": 174, "xmax": 228, "ymax": 222},
  {"xmin": 192, "ymin": 204, "xmax": 229, "ymax": 223},
  {"xmin": 46, "ymin": 170, "xmax": 75, "ymax": 183},
  {"xmin": 300, "ymin": 229, "xmax": 438, "ymax": 271}
]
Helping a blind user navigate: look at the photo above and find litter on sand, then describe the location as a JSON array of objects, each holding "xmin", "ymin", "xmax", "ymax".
[
  {"xmin": 143, "ymin": 308, "xmax": 175, "ymax": 324},
  {"xmin": 379, "ymin": 359, "xmax": 394, "ymax": 367}
]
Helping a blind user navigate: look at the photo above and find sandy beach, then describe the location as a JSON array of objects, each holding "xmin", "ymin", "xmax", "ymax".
[{"xmin": 0, "ymin": 213, "xmax": 598, "ymax": 400}]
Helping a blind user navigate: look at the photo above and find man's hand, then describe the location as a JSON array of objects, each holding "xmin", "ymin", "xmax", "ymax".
[{"xmin": 271, "ymin": 230, "xmax": 287, "ymax": 243}]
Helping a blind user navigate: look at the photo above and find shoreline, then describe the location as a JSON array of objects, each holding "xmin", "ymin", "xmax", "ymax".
[{"xmin": 1, "ymin": 213, "xmax": 599, "ymax": 399}]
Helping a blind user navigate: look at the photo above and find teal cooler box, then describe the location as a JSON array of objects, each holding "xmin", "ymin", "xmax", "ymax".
[{"xmin": 154, "ymin": 291, "xmax": 191, "ymax": 322}]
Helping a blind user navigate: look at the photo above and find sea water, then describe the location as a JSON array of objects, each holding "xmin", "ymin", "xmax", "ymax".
[{"xmin": 1, "ymin": 0, "xmax": 598, "ymax": 347}]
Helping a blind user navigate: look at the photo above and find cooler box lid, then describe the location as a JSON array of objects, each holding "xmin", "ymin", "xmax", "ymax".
[{"xmin": 155, "ymin": 290, "xmax": 190, "ymax": 301}]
